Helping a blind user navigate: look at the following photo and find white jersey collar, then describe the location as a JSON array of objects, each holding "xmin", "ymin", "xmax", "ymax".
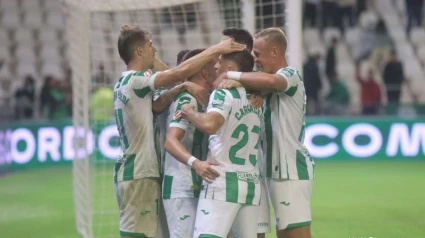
[{"xmin": 121, "ymin": 70, "xmax": 137, "ymax": 77}]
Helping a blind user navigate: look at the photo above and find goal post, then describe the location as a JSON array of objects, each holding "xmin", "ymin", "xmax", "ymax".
[{"xmin": 66, "ymin": 1, "xmax": 302, "ymax": 237}]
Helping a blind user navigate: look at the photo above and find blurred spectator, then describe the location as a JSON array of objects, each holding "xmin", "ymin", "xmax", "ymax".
[
  {"xmin": 405, "ymin": 0, "xmax": 424, "ymax": 35},
  {"xmin": 338, "ymin": 0, "xmax": 356, "ymax": 35},
  {"xmin": 356, "ymin": 62, "xmax": 382, "ymax": 115},
  {"xmin": 321, "ymin": 0, "xmax": 339, "ymax": 28},
  {"xmin": 15, "ymin": 75, "xmax": 35, "ymax": 120},
  {"xmin": 0, "ymin": 80, "xmax": 14, "ymax": 121},
  {"xmin": 324, "ymin": 72, "xmax": 350, "ymax": 115},
  {"xmin": 89, "ymin": 87, "xmax": 113, "ymax": 121},
  {"xmin": 303, "ymin": 0, "xmax": 319, "ymax": 27},
  {"xmin": 383, "ymin": 51, "xmax": 404, "ymax": 104},
  {"xmin": 40, "ymin": 76, "xmax": 54, "ymax": 118},
  {"xmin": 357, "ymin": 19, "xmax": 375, "ymax": 61},
  {"xmin": 370, "ymin": 19, "xmax": 393, "ymax": 71},
  {"xmin": 40, "ymin": 76, "xmax": 70, "ymax": 120},
  {"xmin": 356, "ymin": 0, "xmax": 367, "ymax": 19},
  {"xmin": 62, "ymin": 68, "xmax": 73, "ymax": 116},
  {"xmin": 303, "ymin": 52, "xmax": 322, "ymax": 115},
  {"xmin": 325, "ymin": 37, "xmax": 338, "ymax": 82},
  {"xmin": 92, "ymin": 64, "xmax": 111, "ymax": 87}
]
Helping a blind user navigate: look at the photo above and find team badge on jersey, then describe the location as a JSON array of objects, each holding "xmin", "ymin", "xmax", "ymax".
[
  {"xmin": 144, "ymin": 70, "xmax": 152, "ymax": 77},
  {"xmin": 173, "ymin": 110, "xmax": 182, "ymax": 120}
]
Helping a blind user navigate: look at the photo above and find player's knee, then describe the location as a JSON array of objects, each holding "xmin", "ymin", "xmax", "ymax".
[
  {"xmin": 257, "ymin": 233, "xmax": 266, "ymax": 238},
  {"xmin": 281, "ymin": 225, "xmax": 311, "ymax": 238}
]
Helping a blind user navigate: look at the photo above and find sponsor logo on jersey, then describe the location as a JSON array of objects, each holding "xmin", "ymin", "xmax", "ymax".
[
  {"xmin": 144, "ymin": 70, "xmax": 152, "ymax": 77},
  {"xmin": 236, "ymin": 171, "xmax": 260, "ymax": 184},
  {"xmin": 179, "ymin": 99, "xmax": 190, "ymax": 105},
  {"xmin": 140, "ymin": 210, "xmax": 151, "ymax": 216},
  {"xmin": 201, "ymin": 210, "xmax": 209, "ymax": 215},
  {"xmin": 258, "ymin": 222, "xmax": 269, "ymax": 227},
  {"xmin": 212, "ymin": 99, "xmax": 224, "ymax": 108},
  {"xmin": 173, "ymin": 110, "xmax": 182, "ymax": 120},
  {"xmin": 179, "ymin": 215, "xmax": 190, "ymax": 220}
]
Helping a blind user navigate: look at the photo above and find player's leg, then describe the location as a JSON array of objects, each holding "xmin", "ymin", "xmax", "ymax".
[
  {"xmin": 116, "ymin": 178, "xmax": 160, "ymax": 238},
  {"xmin": 257, "ymin": 177, "xmax": 271, "ymax": 238},
  {"xmin": 193, "ymin": 197, "xmax": 240, "ymax": 238},
  {"xmin": 269, "ymin": 179, "xmax": 313, "ymax": 238},
  {"xmin": 163, "ymin": 197, "xmax": 198, "ymax": 238},
  {"xmin": 230, "ymin": 204, "xmax": 259, "ymax": 238}
]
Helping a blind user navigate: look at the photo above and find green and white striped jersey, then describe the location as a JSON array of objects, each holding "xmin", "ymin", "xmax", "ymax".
[
  {"xmin": 113, "ymin": 70, "xmax": 161, "ymax": 182},
  {"xmin": 263, "ymin": 66, "xmax": 315, "ymax": 180},
  {"xmin": 202, "ymin": 87, "xmax": 262, "ymax": 205},
  {"xmin": 162, "ymin": 92, "xmax": 207, "ymax": 199}
]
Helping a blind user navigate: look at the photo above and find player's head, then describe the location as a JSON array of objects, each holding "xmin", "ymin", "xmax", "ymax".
[
  {"xmin": 176, "ymin": 49, "xmax": 190, "ymax": 65},
  {"xmin": 221, "ymin": 27, "xmax": 254, "ymax": 52},
  {"xmin": 214, "ymin": 50, "xmax": 254, "ymax": 75},
  {"xmin": 253, "ymin": 27, "xmax": 287, "ymax": 74},
  {"xmin": 183, "ymin": 49, "xmax": 217, "ymax": 92},
  {"xmin": 118, "ymin": 24, "xmax": 157, "ymax": 68}
]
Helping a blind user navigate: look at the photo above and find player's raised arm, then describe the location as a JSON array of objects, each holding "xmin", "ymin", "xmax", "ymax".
[
  {"xmin": 217, "ymin": 71, "xmax": 289, "ymax": 93},
  {"xmin": 153, "ymin": 38, "xmax": 246, "ymax": 89}
]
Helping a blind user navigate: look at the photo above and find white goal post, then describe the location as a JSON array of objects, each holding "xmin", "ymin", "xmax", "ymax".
[{"xmin": 66, "ymin": 0, "xmax": 301, "ymax": 237}]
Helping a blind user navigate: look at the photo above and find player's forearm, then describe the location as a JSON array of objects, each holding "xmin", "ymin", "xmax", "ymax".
[
  {"xmin": 184, "ymin": 110, "xmax": 218, "ymax": 135},
  {"xmin": 237, "ymin": 72, "xmax": 287, "ymax": 92},
  {"xmin": 152, "ymin": 83, "xmax": 186, "ymax": 114},
  {"xmin": 152, "ymin": 57, "xmax": 169, "ymax": 71},
  {"xmin": 154, "ymin": 47, "xmax": 218, "ymax": 89},
  {"xmin": 164, "ymin": 135, "xmax": 193, "ymax": 165}
]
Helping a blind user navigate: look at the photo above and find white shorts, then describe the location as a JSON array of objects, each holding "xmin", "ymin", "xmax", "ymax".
[
  {"xmin": 163, "ymin": 198, "xmax": 198, "ymax": 238},
  {"xmin": 268, "ymin": 179, "xmax": 313, "ymax": 231},
  {"xmin": 257, "ymin": 177, "xmax": 271, "ymax": 234},
  {"xmin": 193, "ymin": 198, "xmax": 258, "ymax": 238},
  {"xmin": 114, "ymin": 178, "xmax": 159, "ymax": 237}
]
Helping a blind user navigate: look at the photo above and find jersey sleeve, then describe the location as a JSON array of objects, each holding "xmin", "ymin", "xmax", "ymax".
[
  {"xmin": 276, "ymin": 67, "xmax": 300, "ymax": 97},
  {"xmin": 130, "ymin": 70, "xmax": 159, "ymax": 97},
  {"xmin": 169, "ymin": 95, "xmax": 197, "ymax": 131},
  {"xmin": 206, "ymin": 89, "xmax": 232, "ymax": 120}
]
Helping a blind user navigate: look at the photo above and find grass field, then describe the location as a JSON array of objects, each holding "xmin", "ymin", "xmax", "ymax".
[{"xmin": 1, "ymin": 160, "xmax": 425, "ymax": 238}]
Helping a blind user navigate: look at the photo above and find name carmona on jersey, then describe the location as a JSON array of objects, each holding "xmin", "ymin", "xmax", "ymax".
[{"xmin": 234, "ymin": 104, "xmax": 262, "ymax": 121}]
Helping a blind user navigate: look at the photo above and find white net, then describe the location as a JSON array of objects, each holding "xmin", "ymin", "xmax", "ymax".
[{"xmin": 68, "ymin": 0, "xmax": 298, "ymax": 237}]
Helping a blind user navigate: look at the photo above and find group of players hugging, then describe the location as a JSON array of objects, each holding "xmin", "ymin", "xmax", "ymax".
[{"xmin": 113, "ymin": 24, "xmax": 314, "ymax": 238}]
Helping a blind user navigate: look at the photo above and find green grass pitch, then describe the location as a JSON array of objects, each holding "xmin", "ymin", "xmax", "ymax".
[{"xmin": 1, "ymin": 161, "xmax": 424, "ymax": 238}]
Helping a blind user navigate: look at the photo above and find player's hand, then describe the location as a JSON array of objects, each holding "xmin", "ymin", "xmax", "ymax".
[
  {"xmin": 213, "ymin": 38, "xmax": 246, "ymax": 55},
  {"xmin": 192, "ymin": 160, "xmax": 220, "ymax": 184},
  {"xmin": 181, "ymin": 104, "xmax": 196, "ymax": 119},
  {"xmin": 184, "ymin": 81, "xmax": 209, "ymax": 106},
  {"xmin": 249, "ymin": 92, "xmax": 264, "ymax": 108},
  {"xmin": 218, "ymin": 79, "xmax": 242, "ymax": 89}
]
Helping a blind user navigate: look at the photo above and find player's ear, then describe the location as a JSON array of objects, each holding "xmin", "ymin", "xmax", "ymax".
[
  {"xmin": 202, "ymin": 69, "xmax": 208, "ymax": 79},
  {"xmin": 272, "ymin": 47, "xmax": 278, "ymax": 57},
  {"xmin": 136, "ymin": 46, "xmax": 143, "ymax": 57}
]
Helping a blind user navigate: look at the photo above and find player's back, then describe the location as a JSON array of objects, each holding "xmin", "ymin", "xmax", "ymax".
[
  {"xmin": 113, "ymin": 70, "xmax": 160, "ymax": 181},
  {"xmin": 203, "ymin": 87, "xmax": 262, "ymax": 205}
]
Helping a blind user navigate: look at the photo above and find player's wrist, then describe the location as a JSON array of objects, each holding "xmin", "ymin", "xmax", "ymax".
[
  {"xmin": 187, "ymin": 156, "xmax": 198, "ymax": 167},
  {"xmin": 227, "ymin": 71, "xmax": 242, "ymax": 81}
]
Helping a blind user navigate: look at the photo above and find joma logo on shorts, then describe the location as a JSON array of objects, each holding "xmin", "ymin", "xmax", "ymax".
[{"xmin": 140, "ymin": 210, "xmax": 151, "ymax": 216}]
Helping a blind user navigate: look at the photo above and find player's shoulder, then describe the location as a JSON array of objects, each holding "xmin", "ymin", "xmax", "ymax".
[
  {"xmin": 131, "ymin": 69, "xmax": 156, "ymax": 78},
  {"xmin": 276, "ymin": 66, "xmax": 299, "ymax": 78},
  {"xmin": 173, "ymin": 91, "xmax": 196, "ymax": 104},
  {"xmin": 213, "ymin": 88, "xmax": 244, "ymax": 99}
]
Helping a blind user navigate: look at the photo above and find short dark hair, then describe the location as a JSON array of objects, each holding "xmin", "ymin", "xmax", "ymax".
[
  {"xmin": 222, "ymin": 50, "xmax": 254, "ymax": 73},
  {"xmin": 177, "ymin": 49, "xmax": 190, "ymax": 65},
  {"xmin": 117, "ymin": 25, "xmax": 150, "ymax": 65},
  {"xmin": 182, "ymin": 48, "xmax": 206, "ymax": 80},
  {"xmin": 182, "ymin": 48, "xmax": 205, "ymax": 62},
  {"xmin": 222, "ymin": 27, "xmax": 253, "ymax": 52}
]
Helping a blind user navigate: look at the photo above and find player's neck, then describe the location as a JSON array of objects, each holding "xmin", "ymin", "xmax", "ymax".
[
  {"xmin": 126, "ymin": 61, "xmax": 150, "ymax": 72},
  {"xmin": 271, "ymin": 58, "xmax": 289, "ymax": 73}
]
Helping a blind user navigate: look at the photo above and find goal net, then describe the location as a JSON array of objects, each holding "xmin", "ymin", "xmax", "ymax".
[{"xmin": 67, "ymin": 0, "xmax": 301, "ymax": 237}]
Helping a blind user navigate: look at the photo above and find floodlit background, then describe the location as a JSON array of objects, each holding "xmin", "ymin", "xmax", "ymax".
[{"xmin": 0, "ymin": 0, "xmax": 424, "ymax": 237}]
